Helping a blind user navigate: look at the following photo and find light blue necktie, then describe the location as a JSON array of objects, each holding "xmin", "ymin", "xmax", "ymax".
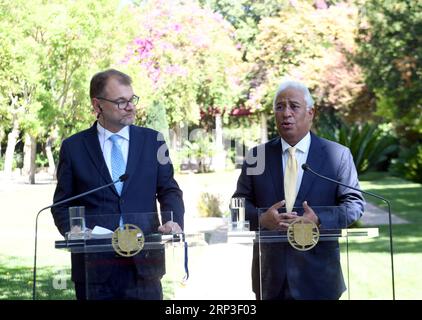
[
  {"xmin": 109, "ymin": 134, "xmax": 126, "ymax": 195},
  {"xmin": 109, "ymin": 134, "xmax": 126, "ymax": 228}
]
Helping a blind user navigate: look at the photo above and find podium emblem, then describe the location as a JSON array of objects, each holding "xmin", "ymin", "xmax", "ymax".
[
  {"xmin": 287, "ymin": 217, "xmax": 319, "ymax": 251},
  {"xmin": 112, "ymin": 224, "xmax": 144, "ymax": 257}
]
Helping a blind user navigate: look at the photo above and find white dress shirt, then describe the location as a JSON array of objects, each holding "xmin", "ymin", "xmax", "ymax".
[
  {"xmin": 97, "ymin": 122, "xmax": 130, "ymax": 179},
  {"xmin": 280, "ymin": 132, "xmax": 311, "ymax": 196}
]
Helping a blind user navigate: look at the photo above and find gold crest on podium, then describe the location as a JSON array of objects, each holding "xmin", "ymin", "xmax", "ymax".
[
  {"xmin": 287, "ymin": 217, "xmax": 319, "ymax": 251},
  {"xmin": 112, "ymin": 224, "xmax": 144, "ymax": 257}
]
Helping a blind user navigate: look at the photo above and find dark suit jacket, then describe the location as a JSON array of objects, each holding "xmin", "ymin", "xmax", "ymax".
[
  {"xmin": 51, "ymin": 122, "xmax": 184, "ymax": 283},
  {"xmin": 233, "ymin": 132, "xmax": 364, "ymax": 300}
]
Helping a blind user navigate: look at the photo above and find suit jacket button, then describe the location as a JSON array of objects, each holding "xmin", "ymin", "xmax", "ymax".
[{"xmin": 120, "ymin": 199, "xmax": 124, "ymax": 204}]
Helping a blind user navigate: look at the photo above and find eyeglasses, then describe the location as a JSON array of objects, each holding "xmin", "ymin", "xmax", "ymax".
[{"xmin": 96, "ymin": 95, "xmax": 139, "ymax": 110}]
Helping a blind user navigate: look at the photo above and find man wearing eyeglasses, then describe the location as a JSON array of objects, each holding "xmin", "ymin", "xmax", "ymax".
[{"xmin": 51, "ymin": 69, "xmax": 184, "ymax": 300}]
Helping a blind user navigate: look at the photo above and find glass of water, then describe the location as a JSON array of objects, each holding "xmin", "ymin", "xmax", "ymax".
[
  {"xmin": 68, "ymin": 206, "xmax": 86, "ymax": 238},
  {"xmin": 229, "ymin": 197, "xmax": 249, "ymax": 231}
]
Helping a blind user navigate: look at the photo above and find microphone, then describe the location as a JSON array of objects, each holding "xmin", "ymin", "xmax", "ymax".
[
  {"xmin": 301, "ymin": 163, "xmax": 395, "ymax": 299},
  {"xmin": 32, "ymin": 173, "xmax": 129, "ymax": 300}
]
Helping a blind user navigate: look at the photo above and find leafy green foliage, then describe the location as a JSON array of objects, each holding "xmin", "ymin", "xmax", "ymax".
[
  {"xmin": 199, "ymin": 0, "xmax": 289, "ymax": 56},
  {"xmin": 355, "ymin": 0, "xmax": 422, "ymax": 145},
  {"xmin": 0, "ymin": 0, "xmax": 140, "ymax": 173},
  {"xmin": 246, "ymin": 1, "xmax": 366, "ymax": 122},
  {"xmin": 0, "ymin": 0, "xmax": 42, "ymax": 136},
  {"xmin": 390, "ymin": 145, "xmax": 422, "ymax": 183},
  {"xmin": 1, "ymin": 0, "xmax": 418, "ymax": 180},
  {"xmin": 182, "ymin": 134, "xmax": 216, "ymax": 173},
  {"xmin": 317, "ymin": 122, "xmax": 398, "ymax": 174},
  {"xmin": 33, "ymin": 0, "xmax": 138, "ymax": 139},
  {"xmin": 35, "ymin": 153, "xmax": 49, "ymax": 168},
  {"xmin": 145, "ymin": 100, "xmax": 170, "ymax": 142},
  {"xmin": 197, "ymin": 192, "xmax": 223, "ymax": 217}
]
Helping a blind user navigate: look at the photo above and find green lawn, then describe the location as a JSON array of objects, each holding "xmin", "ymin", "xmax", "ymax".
[
  {"xmin": 349, "ymin": 172, "xmax": 422, "ymax": 299},
  {"xmin": 0, "ymin": 254, "xmax": 74, "ymax": 300},
  {"xmin": 0, "ymin": 251, "xmax": 179, "ymax": 300}
]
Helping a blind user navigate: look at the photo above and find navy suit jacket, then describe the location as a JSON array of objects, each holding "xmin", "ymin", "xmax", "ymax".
[
  {"xmin": 233, "ymin": 132, "xmax": 364, "ymax": 299},
  {"xmin": 52, "ymin": 122, "xmax": 184, "ymax": 283}
]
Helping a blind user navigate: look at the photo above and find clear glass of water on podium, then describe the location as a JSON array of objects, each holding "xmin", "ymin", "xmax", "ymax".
[
  {"xmin": 68, "ymin": 206, "xmax": 86, "ymax": 239},
  {"xmin": 229, "ymin": 197, "xmax": 249, "ymax": 231}
]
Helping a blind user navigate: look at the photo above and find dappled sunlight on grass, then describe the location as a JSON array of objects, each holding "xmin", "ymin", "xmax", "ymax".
[
  {"xmin": 340, "ymin": 252, "xmax": 395, "ymax": 300},
  {"xmin": 360, "ymin": 175, "xmax": 422, "ymax": 225},
  {"xmin": 0, "ymin": 255, "xmax": 75, "ymax": 300},
  {"xmin": 353, "ymin": 172, "xmax": 422, "ymax": 299}
]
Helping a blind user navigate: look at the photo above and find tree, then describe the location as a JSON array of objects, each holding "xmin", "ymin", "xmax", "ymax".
[
  {"xmin": 145, "ymin": 100, "xmax": 170, "ymax": 143},
  {"xmin": 355, "ymin": 0, "xmax": 422, "ymax": 181},
  {"xmin": 0, "ymin": 0, "xmax": 41, "ymax": 178},
  {"xmin": 125, "ymin": 0, "xmax": 244, "ymax": 132},
  {"xmin": 0, "ymin": 0, "xmax": 139, "ymax": 180},
  {"xmin": 246, "ymin": 1, "xmax": 368, "ymax": 127},
  {"xmin": 199, "ymin": 0, "xmax": 289, "ymax": 59},
  {"xmin": 35, "ymin": 0, "xmax": 139, "ymax": 145},
  {"xmin": 355, "ymin": 0, "xmax": 422, "ymax": 146},
  {"xmin": 199, "ymin": 0, "xmax": 293, "ymax": 141}
]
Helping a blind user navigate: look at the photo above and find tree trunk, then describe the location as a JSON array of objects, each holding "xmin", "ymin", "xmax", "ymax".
[
  {"xmin": 260, "ymin": 113, "xmax": 268, "ymax": 143},
  {"xmin": 46, "ymin": 135, "xmax": 56, "ymax": 176},
  {"xmin": 215, "ymin": 114, "xmax": 223, "ymax": 150},
  {"xmin": 23, "ymin": 132, "xmax": 31, "ymax": 175},
  {"xmin": 23, "ymin": 133, "xmax": 37, "ymax": 183},
  {"xmin": 170, "ymin": 123, "xmax": 181, "ymax": 150},
  {"xmin": 212, "ymin": 114, "xmax": 226, "ymax": 171},
  {"xmin": 0, "ymin": 127, "xmax": 4, "ymax": 157},
  {"xmin": 3, "ymin": 116, "xmax": 19, "ymax": 176},
  {"xmin": 29, "ymin": 135, "xmax": 36, "ymax": 184}
]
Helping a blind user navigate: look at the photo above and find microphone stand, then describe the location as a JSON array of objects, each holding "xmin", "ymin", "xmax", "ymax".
[
  {"xmin": 302, "ymin": 164, "xmax": 395, "ymax": 300},
  {"xmin": 32, "ymin": 174, "xmax": 128, "ymax": 300}
]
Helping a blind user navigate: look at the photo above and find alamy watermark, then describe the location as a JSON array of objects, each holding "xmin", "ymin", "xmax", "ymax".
[
  {"xmin": 156, "ymin": 126, "xmax": 266, "ymax": 175},
  {"xmin": 52, "ymin": 269, "xmax": 69, "ymax": 290}
]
